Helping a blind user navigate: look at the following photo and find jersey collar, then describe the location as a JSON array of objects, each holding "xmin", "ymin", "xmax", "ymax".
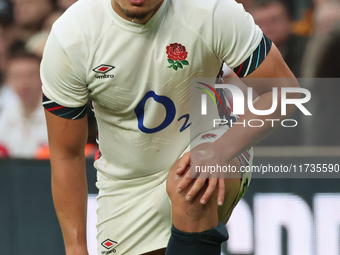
[{"xmin": 105, "ymin": 0, "xmax": 169, "ymax": 33}]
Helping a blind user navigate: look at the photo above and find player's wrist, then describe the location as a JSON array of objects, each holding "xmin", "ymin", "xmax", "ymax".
[
  {"xmin": 209, "ymin": 142, "xmax": 230, "ymax": 165},
  {"xmin": 64, "ymin": 234, "xmax": 88, "ymax": 254},
  {"xmin": 65, "ymin": 244, "xmax": 89, "ymax": 255}
]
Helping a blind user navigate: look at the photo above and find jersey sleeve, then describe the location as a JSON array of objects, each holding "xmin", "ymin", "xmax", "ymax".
[
  {"xmin": 40, "ymin": 29, "xmax": 88, "ymax": 119},
  {"xmin": 212, "ymin": 0, "xmax": 272, "ymax": 77}
]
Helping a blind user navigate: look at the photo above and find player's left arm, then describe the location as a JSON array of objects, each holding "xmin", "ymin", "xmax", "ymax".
[
  {"xmin": 216, "ymin": 43, "xmax": 299, "ymax": 155},
  {"xmin": 176, "ymin": 0, "xmax": 300, "ymax": 204},
  {"xmin": 176, "ymin": 43, "xmax": 299, "ymax": 204}
]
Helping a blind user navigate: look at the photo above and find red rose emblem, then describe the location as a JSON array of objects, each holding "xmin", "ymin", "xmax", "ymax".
[
  {"xmin": 166, "ymin": 43, "xmax": 189, "ymax": 71},
  {"xmin": 166, "ymin": 43, "xmax": 188, "ymax": 61}
]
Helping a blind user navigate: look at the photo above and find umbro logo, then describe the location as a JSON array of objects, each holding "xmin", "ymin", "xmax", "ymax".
[
  {"xmin": 101, "ymin": 239, "xmax": 118, "ymax": 254},
  {"xmin": 101, "ymin": 239, "xmax": 118, "ymax": 249},
  {"xmin": 94, "ymin": 64, "xmax": 115, "ymax": 74},
  {"xmin": 94, "ymin": 64, "xmax": 115, "ymax": 79}
]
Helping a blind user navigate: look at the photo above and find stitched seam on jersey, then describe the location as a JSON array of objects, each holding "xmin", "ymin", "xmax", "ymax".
[
  {"xmin": 213, "ymin": 0, "xmax": 264, "ymax": 69},
  {"xmin": 211, "ymin": 0, "xmax": 219, "ymax": 61},
  {"xmin": 52, "ymin": 31, "xmax": 84, "ymax": 84},
  {"xmin": 172, "ymin": 11, "xmax": 215, "ymax": 57},
  {"xmin": 221, "ymin": 30, "xmax": 263, "ymax": 70},
  {"xmin": 233, "ymin": 34, "xmax": 272, "ymax": 77},
  {"xmin": 171, "ymin": 4, "xmax": 224, "ymax": 75},
  {"xmin": 86, "ymin": 20, "xmax": 115, "ymax": 85}
]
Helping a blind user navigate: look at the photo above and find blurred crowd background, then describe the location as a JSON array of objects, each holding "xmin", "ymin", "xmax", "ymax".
[{"xmin": 0, "ymin": 0, "xmax": 339, "ymax": 159}]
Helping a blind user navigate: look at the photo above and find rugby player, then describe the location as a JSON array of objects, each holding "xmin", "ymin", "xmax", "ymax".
[{"xmin": 40, "ymin": 0, "xmax": 298, "ymax": 254}]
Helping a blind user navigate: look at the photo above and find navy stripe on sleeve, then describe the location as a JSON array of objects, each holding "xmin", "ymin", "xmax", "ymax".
[
  {"xmin": 233, "ymin": 34, "xmax": 272, "ymax": 77},
  {"xmin": 42, "ymin": 94, "xmax": 87, "ymax": 120}
]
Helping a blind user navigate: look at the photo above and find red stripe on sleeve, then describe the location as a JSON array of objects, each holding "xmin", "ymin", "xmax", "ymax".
[
  {"xmin": 47, "ymin": 106, "xmax": 65, "ymax": 111},
  {"xmin": 236, "ymin": 63, "xmax": 244, "ymax": 76}
]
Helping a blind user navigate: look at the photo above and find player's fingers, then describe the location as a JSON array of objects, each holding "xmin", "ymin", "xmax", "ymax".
[
  {"xmin": 217, "ymin": 178, "xmax": 225, "ymax": 206},
  {"xmin": 176, "ymin": 152, "xmax": 190, "ymax": 176},
  {"xmin": 185, "ymin": 177, "xmax": 207, "ymax": 202},
  {"xmin": 176, "ymin": 169, "xmax": 193, "ymax": 194},
  {"xmin": 200, "ymin": 178, "xmax": 218, "ymax": 204}
]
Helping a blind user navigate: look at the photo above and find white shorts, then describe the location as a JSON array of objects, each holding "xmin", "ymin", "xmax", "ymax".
[{"xmin": 95, "ymin": 127, "xmax": 253, "ymax": 255}]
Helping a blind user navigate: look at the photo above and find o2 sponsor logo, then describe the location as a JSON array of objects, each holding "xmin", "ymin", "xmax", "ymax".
[{"xmin": 134, "ymin": 91, "xmax": 191, "ymax": 134}]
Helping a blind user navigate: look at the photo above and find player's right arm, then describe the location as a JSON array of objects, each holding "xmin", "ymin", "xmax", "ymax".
[
  {"xmin": 45, "ymin": 110, "xmax": 89, "ymax": 255},
  {"xmin": 40, "ymin": 26, "xmax": 90, "ymax": 254}
]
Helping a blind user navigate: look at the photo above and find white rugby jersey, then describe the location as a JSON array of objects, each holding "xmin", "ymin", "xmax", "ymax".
[{"xmin": 41, "ymin": 0, "xmax": 268, "ymax": 179}]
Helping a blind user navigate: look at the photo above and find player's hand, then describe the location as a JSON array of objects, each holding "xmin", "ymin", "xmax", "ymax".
[
  {"xmin": 175, "ymin": 152, "xmax": 190, "ymax": 176},
  {"xmin": 175, "ymin": 146, "xmax": 229, "ymax": 206}
]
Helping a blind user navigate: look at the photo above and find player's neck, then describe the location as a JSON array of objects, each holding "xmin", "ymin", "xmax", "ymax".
[{"xmin": 111, "ymin": 0, "xmax": 164, "ymax": 24}]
